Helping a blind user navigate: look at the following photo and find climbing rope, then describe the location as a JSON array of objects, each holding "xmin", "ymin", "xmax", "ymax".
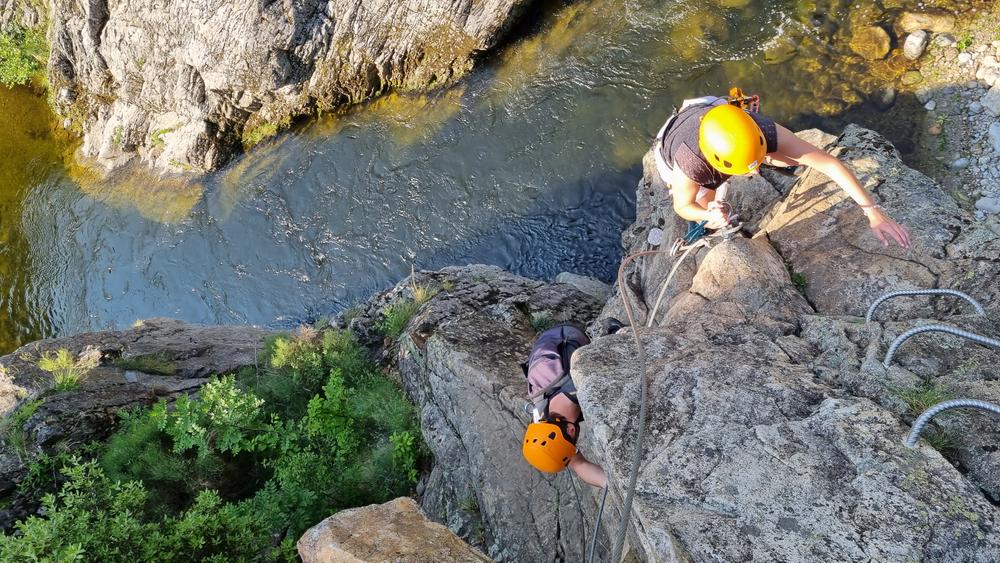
[
  {"xmin": 905, "ymin": 399, "xmax": 1000, "ymax": 448},
  {"xmin": 605, "ymin": 221, "xmax": 741, "ymax": 562},
  {"xmin": 587, "ymin": 485, "xmax": 610, "ymax": 563},
  {"xmin": 866, "ymin": 289, "xmax": 986, "ymax": 322},
  {"xmin": 883, "ymin": 324, "xmax": 1000, "ymax": 367}
]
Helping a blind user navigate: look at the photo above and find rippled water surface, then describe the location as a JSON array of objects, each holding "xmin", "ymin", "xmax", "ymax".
[{"xmin": 0, "ymin": 0, "xmax": 982, "ymax": 352}]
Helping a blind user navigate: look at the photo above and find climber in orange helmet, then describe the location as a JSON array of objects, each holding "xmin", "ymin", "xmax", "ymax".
[
  {"xmin": 521, "ymin": 324, "xmax": 607, "ymax": 487},
  {"xmin": 653, "ymin": 91, "xmax": 911, "ymax": 248}
]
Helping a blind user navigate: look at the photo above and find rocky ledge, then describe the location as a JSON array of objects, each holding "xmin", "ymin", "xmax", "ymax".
[{"xmin": 36, "ymin": 0, "xmax": 531, "ymax": 173}]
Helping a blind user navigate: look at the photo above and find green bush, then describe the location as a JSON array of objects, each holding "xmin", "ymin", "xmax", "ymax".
[
  {"xmin": 0, "ymin": 461, "xmax": 295, "ymax": 562},
  {"xmin": 380, "ymin": 300, "xmax": 420, "ymax": 339},
  {"xmin": 2, "ymin": 329, "xmax": 424, "ymax": 560},
  {"xmin": 0, "ymin": 25, "xmax": 47, "ymax": 87}
]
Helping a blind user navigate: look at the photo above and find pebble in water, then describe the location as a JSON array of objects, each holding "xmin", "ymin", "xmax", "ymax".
[{"xmin": 903, "ymin": 31, "xmax": 929, "ymax": 60}]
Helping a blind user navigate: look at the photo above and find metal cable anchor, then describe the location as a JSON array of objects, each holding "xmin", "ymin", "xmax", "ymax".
[
  {"xmin": 883, "ymin": 324, "xmax": 1000, "ymax": 367},
  {"xmin": 866, "ymin": 289, "xmax": 986, "ymax": 322}
]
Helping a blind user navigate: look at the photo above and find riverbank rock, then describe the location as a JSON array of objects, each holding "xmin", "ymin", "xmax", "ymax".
[
  {"xmin": 46, "ymin": 0, "xmax": 532, "ymax": 174},
  {"xmin": 898, "ymin": 10, "xmax": 956, "ymax": 34},
  {"xmin": 298, "ymin": 497, "xmax": 493, "ymax": 563},
  {"xmin": 345, "ymin": 265, "xmax": 605, "ymax": 561},
  {"xmin": 849, "ymin": 26, "xmax": 891, "ymax": 60},
  {"xmin": 570, "ymin": 124, "xmax": 1000, "ymax": 561},
  {"xmin": 0, "ymin": 318, "xmax": 269, "ymax": 528}
]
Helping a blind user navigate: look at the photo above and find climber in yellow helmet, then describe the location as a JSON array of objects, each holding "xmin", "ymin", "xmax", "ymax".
[{"xmin": 653, "ymin": 92, "xmax": 911, "ymax": 248}]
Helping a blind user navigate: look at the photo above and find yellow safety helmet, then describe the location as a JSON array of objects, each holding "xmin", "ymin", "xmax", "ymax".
[
  {"xmin": 698, "ymin": 104, "xmax": 767, "ymax": 175},
  {"xmin": 522, "ymin": 417, "xmax": 578, "ymax": 473}
]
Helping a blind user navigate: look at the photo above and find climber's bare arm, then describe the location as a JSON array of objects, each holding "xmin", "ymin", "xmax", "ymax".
[
  {"xmin": 769, "ymin": 125, "xmax": 911, "ymax": 248},
  {"xmin": 568, "ymin": 453, "xmax": 607, "ymax": 488},
  {"xmin": 669, "ymin": 167, "xmax": 728, "ymax": 228}
]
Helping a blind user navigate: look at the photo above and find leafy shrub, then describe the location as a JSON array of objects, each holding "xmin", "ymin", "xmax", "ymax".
[
  {"xmin": 3, "ymin": 329, "xmax": 424, "ymax": 559},
  {"xmin": 151, "ymin": 375, "xmax": 265, "ymax": 458},
  {"xmin": 380, "ymin": 300, "xmax": 420, "ymax": 339},
  {"xmin": 37, "ymin": 348, "xmax": 100, "ymax": 391},
  {"xmin": 0, "ymin": 461, "xmax": 295, "ymax": 562},
  {"xmin": 0, "ymin": 399, "xmax": 42, "ymax": 459},
  {"xmin": 0, "ymin": 25, "xmax": 46, "ymax": 87}
]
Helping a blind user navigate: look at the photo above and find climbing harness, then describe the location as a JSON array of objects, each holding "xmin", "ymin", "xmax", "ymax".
[
  {"xmin": 866, "ymin": 288, "xmax": 986, "ymax": 322},
  {"xmin": 883, "ymin": 324, "xmax": 1000, "ymax": 368},
  {"xmin": 604, "ymin": 215, "xmax": 743, "ymax": 563},
  {"xmin": 905, "ymin": 399, "xmax": 1000, "ymax": 448}
]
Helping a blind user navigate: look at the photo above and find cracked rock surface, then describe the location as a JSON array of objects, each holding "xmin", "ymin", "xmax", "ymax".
[
  {"xmin": 572, "ymin": 125, "xmax": 1000, "ymax": 561},
  {"xmin": 44, "ymin": 0, "xmax": 532, "ymax": 173}
]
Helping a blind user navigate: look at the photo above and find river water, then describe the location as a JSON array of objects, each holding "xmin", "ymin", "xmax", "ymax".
[{"xmin": 0, "ymin": 0, "xmax": 979, "ymax": 353}]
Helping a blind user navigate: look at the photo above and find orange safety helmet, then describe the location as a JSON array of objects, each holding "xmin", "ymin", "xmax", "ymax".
[
  {"xmin": 522, "ymin": 416, "xmax": 578, "ymax": 473},
  {"xmin": 698, "ymin": 103, "xmax": 767, "ymax": 175}
]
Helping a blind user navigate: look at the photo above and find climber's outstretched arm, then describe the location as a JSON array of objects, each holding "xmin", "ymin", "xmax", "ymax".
[{"xmin": 769, "ymin": 124, "xmax": 911, "ymax": 248}]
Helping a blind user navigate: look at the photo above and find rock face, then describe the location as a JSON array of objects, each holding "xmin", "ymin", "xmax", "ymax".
[
  {"xmin": 298, "ymin": 497, "xmax": 493, "ymax": 563},
  {"xmin": 570, "ymin": 126, "xmax": 1000, "ymax": 561},
  {"xmin": 344, "ymin": 265, "xmax": 605, "ymax": 562},
  {"xmin": 46, "ymin": 0, "xmax": 532, "ymax": 173},
  {"xmin": 758, "ymin": 125, "xmax": 1000, "ymax": 320},
  {"xmin": 0, "ymin": 318, "xmax": 269, "ymax": 525}
]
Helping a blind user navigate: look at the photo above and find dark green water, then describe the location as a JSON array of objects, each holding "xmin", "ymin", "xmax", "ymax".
[{"xmin": 0, "ymin": 0, "xmax": 979, "ymax": 353}]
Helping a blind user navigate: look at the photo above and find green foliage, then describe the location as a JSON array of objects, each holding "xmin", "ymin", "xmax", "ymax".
[
  {"xmin": 0, "ymin": 399, "xmax": 42, "ymax": 459},
  {"xmin": 37, "ymin": 348, "xmax": 99, "ymax": 391},
  {"xmin": 151, "ymin": 376, "xmax": 265, "ymax": 459},
  {"xmin": 0, "ymin": 461, "xmax": 295, "ymax": 562},
  {"xmin": 113, "ymin": 353, "xmax": 176, "ymax": 375},
  {"xmin": 150, "ymin": 127, "xmax": 174, "ymax": 149},
  {"xmin": 530, "ymin": 311, "xmax": 554, "ymax": 333},
  {"xmin": 956, "ymin": 34, "xmax": 973, "ymax": 51},
  {"xmin": 4, "ymin": 329, "xmax": 424, "ymax": 559},
  {"xmin": 899, "ymin": 382, "xmax": 953, "ymax": 417},
  {"xmin": 0, "ymin": 25, "xmax": 47, "ymax": 87},
  {"xmin": 441, "ymin": 279, "xmax": 456, "ymax": 292},
  {"xmin": 242, "ymin": 121, "xmax": 281, "ymax": 149},
  {"xmin": 380, "ymin": 299, "xmax": 420, "ymax": 339},
  {"xmin": 790, "ymin": 272, "xmax": 808, "ymax": 295},
  {"xmin": 922, "ymin": 427, "xmax": 957, "ymax": 453},
  {"xmin": 112, "ymin": 126, "xmax": 124, "ymax": 148}
]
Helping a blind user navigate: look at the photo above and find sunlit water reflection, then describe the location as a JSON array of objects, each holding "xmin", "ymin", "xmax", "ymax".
[{"xmin": 0, "ymin": 0, "xmax": 981, "ymax": 352}]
